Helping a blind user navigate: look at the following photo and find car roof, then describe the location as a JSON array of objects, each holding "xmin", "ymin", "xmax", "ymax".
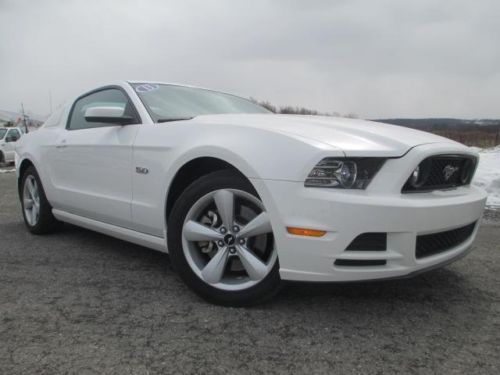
[
  {"xmin": 124, "ymin": 80, "xmax": 246, "ymax": 98},
  {"xmin": 126, "ymin": 80, "xmax": 208, "ymax": 90},
  {"xmin": 77, "ymin": 81, "xmax": 254, "ymax": 112},
  {"xmin": 80, "ymin": 81, "xmax": 237, "ymax": 99}
]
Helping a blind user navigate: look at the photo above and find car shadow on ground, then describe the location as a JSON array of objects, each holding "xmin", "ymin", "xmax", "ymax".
[{"xmin": 278, "ymin": 268, "xmax": 469, "ymax": 303}]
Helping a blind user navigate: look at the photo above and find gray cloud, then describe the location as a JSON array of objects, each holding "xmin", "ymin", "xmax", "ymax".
[{"xmin": 1, "ymin": 0, "xmax": 499, "ymax": 118}]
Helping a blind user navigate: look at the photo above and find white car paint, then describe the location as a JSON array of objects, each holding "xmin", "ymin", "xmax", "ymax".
[
  {"xmin": 0, "ymin": 127, "xmax": 22, "ymax": 164},
  {"xmin": 15, "ymin": 81, "xmax": 487, "ymax": 283}
]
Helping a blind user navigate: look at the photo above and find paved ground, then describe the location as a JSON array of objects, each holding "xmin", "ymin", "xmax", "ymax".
[{"xmin": 1, "ymin": 171, "xmax": 499, "ymax": 374}]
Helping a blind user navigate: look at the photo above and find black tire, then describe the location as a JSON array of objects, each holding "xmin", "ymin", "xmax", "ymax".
[
  {"xmin": 0, "ymin": 151, "xmax": 5, "ymax": 165},
  {"xmin": 20, "ymin": 166, "xmax": 60, "ymax": 234},
  {"xmin": 168, "ymin": 169, "xmax": 282, "ymax": 306}
]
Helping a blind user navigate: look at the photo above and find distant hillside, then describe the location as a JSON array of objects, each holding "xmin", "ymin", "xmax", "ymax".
[
  {"xmin": 251, "ymin": 98, "xmax": 500, "ymax": 147},
  {"xmin": 375, "ymin": 118, "xmax": 500, "ymax": 147},
  {"xmin": 374, "ymin": 118, "xmax": 500, "ymax": 129}
]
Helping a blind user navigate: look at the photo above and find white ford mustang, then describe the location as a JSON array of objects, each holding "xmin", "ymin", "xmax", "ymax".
[{"xmin": 15, "ymin": 81, "xmax": 487, "ymax": 305}]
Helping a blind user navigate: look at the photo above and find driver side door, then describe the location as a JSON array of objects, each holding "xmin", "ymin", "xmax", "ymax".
[{"xmin": 47, "ymin": 87, "xmax": 142, "ymax": 229}]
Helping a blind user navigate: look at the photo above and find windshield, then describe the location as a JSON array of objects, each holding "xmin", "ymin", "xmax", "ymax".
[
  {"xmin": 131, "ymin": 83, "xmax": 270, "ymax": 122},
  {"xmin": 0, "ymin": 129, "xmax": 6, "ymax": 140}
]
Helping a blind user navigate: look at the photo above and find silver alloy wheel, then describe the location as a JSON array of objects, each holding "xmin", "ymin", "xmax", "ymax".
[
  {"xmin": 181, "ymin": 189, "xmax": 277, "ymax": 291},
  {"xmin": 23, "ymin": 175, "xmax": 41, "ymax": 226}
]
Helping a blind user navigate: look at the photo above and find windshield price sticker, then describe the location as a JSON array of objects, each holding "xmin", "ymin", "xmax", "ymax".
[{"xmin": 135, "ymin": 84, "xmax": 159, "ymax": 93}]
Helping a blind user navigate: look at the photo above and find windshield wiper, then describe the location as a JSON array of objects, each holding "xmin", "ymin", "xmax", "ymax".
[{"xmin": 157, "ymin": 117, "xmax": 194, "ymax": 123}]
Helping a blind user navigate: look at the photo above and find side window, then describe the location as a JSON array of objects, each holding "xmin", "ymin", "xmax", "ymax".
[
  {"xmin": 68, "ymin": 88, "xmax": 138, "ymax": 130},
  {"xmin": 6, "ymin": 129, "xmax": 21, "ymax": 142}
]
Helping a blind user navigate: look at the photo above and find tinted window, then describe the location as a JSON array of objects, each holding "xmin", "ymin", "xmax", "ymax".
[
  {"xmin": 6, "ymin": 129, "xmax": 20, "ymax": 141},
  {"xmin": 0, "ymin": 129, "xmax": 6, "ymax": 140},
  {"xmin": 68, "ymin": 88, "xmax": 138, "ymax": 130},
  {"xmin": 131, "ymin": 83, "xmax": 270, "ymax": 122}
]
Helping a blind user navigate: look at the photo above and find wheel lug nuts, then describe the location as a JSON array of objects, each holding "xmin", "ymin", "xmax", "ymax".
[
  {"xmin": 238, "ymin": 238, "xmax": 245, "ymax": 245},
  {"xmin": 228, "ymin": 247, "xmax": 236, "ymax": 254},
  {"xmin": 232, "ymin": 225, "xmax": 240, "ymax": 232},
  {"xmin": 220, "ymin": 227, "xmax": 227, "ymax": 234},
  {"xmin": 217, "ymin": 240, "xmax": 224, "ymax": 247}
]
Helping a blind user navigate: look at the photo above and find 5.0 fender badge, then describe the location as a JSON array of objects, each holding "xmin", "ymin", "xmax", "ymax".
[{"xmin": 136, "ymin": 167, "xmax": 149, "ymax": 175}]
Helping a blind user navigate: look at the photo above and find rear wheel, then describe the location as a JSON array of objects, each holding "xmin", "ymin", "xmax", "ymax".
[
  {"xmin": 21, "ymin": 166, "xmax": 60, "ymax": 234},
  {"xmin": 168, "ymin": 170, "xmax": 281, "ymax": 306}
]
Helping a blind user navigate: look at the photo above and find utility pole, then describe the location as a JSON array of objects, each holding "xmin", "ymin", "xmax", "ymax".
[
  {"xmin": 49, "ymin": 90, "xmax": 53, "ymax": 114},
  {"xmin": 21, "ymin": 102, "xmax": 28, "ymax": 133}
]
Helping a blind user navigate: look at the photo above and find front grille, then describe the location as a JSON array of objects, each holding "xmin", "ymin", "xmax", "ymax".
[
  {"xmin": 402, "ymin": 155, "xmax": 477, "ymax": 192},
  {"xmin": 416, "ymin": 222, "xmax": 476, "ymax": 259}
]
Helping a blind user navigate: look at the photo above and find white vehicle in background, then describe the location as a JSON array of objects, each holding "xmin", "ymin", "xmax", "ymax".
[
  {"xmin": 0, "ymin": 127, "xmax": 22, "ymax": 165},
  {"xmin": 14, "ymin": 81, "xmax": 487, "ymax": 306}
]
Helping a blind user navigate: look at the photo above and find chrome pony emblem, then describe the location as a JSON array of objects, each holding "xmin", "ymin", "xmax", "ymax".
[{"xmin": 443, "ymin": 165, "xmax": 459, "ymax": 180}]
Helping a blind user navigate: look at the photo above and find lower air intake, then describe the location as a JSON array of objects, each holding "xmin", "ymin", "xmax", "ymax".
[{"xmin": 416, "ymin": 222, "xmax": 476, "ymax": 259}]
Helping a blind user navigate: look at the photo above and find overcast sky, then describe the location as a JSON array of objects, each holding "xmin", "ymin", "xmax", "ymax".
[{"xmin": 1, "ymin": 0, "xmax": 499, "ymax": 119}]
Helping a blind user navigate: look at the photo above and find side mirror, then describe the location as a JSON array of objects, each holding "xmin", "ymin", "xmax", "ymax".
[{"xmin": 84, "ymin": 106, "xmax": 135, "ymax": 125}]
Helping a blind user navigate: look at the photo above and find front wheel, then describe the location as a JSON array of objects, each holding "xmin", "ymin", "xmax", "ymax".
[{"xmin": 168, "ymin": 170, "xmax": 281, "ymax": 306}]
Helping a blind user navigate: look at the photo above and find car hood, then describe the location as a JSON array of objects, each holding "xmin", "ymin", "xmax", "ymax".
[{"xmin": 193, "ymin": 114, "xmax": 463, "ymax": 157}]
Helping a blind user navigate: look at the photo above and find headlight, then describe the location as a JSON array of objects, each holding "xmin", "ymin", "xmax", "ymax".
[
  {"xmin": 460, "ymin": 158, "xmax": 474, "ymax": 184},
  {"xmin": 305, "ymin": 158, "xmax": 385, "ymax": 189}
]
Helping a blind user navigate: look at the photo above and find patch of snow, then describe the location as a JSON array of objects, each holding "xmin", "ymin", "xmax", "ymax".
[
  {"xmin": 473, "ymin": 146, "xmax": 500, "ymax": 208},
  {"xmin": 0, "ymin": 168, "xmax": 15, "ymax": 173}
]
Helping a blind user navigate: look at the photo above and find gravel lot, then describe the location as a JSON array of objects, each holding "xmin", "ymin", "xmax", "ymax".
[{"xmin": 1, "ymin": 171, "xmax": 499, "ymax": 374}]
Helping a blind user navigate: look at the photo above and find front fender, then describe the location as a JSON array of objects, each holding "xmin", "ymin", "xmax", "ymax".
[{"xmin": 132, "ymin": 122, "xmax": 342, "ymax": 238}]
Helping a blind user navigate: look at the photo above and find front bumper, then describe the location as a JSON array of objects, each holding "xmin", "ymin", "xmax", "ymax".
[{"xmin": 251, "ymin": 144, "xmax": 487, "ymax": 282}]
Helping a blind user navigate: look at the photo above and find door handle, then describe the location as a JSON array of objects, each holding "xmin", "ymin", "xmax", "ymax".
[{"xmin": 56, "ymin": 139, "xmax": 67, "ymax": 149}]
